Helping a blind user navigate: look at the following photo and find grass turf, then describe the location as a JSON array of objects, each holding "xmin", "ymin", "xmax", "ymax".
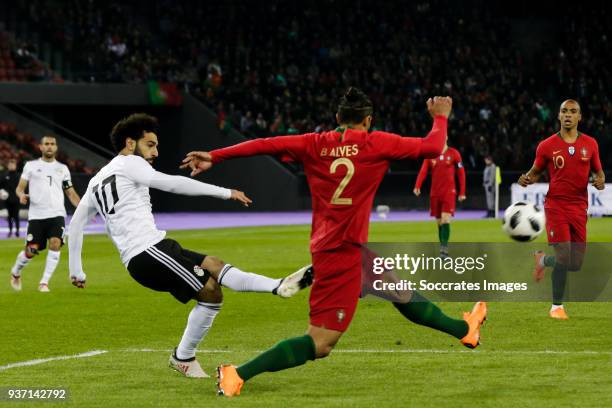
[{"xmin": 1, "ymin": 218, "xmax": 611, "ymax": 407}]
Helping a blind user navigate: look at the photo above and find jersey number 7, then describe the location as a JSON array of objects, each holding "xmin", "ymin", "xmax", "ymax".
[{"xmin": 93, "ymin": 175, "xmax": 120, "ymax": 216}]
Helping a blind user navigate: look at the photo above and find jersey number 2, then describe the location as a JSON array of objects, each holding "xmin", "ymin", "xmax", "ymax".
[
  {"xmin": 330, "ymin": 158, "xmax": 354, "ymax": 205},
  {"xmin": 93, "ymin": 175, "xmax": 119, "ymax": 215}
]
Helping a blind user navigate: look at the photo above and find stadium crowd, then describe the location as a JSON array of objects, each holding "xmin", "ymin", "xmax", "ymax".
[{"xmin": 3, "ymin": 0, "xmax": 611, "ymax": 171}]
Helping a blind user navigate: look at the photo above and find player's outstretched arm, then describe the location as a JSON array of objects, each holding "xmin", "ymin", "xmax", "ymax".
[
  {"xmin": 148, "ymin": 171, "xmax": 252, "ymax": 207},
  {"xmin": 181, "ymin": 134, "xmax": 311, "ymax": 176},
  {"xmin": 518, "ymin": 166, "xmax": 543, "ymax": 187},
  {"xmin": 67, "ymin": 191, "xmax": 97, "ymax": 288}
]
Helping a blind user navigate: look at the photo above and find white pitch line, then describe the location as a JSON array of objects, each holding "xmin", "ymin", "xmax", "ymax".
[
  {"xmin": 0, "ymin": 350, "xmax": 108, "ymax": 371},
  {"xmin": 117, "ymin": 348, "xmax": 612, "ymax": 356}
]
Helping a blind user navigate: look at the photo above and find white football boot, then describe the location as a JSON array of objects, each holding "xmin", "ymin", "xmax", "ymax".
[
  {"xmin": 169, "ymin": 350, "xmax": 209, "ymax": 378},
  {"xmin": 274, "ymin": 264, "xmax": 314, "ymax": 298}
]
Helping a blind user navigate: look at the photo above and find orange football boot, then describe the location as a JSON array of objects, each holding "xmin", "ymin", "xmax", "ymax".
[
  {"xmin": 461, "ymin": 301, "xmax": 488, "ymax": 349},
  {"xmin": 549, "ymin": 306, "xmax": 569, "ymax": 320},
  {"xmin": 216, "ymin": 365, "xmax": 244, "ymax": 397}
]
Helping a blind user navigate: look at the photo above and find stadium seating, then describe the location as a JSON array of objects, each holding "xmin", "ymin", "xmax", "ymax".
[{"xmin": 0, "ymin": 1, "xmax": 609, "ymax": 171}]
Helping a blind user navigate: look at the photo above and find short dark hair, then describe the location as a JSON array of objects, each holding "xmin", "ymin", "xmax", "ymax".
[
  {"xmin": 110, "ymin": 113, "xmax": 159, "ymax": 152},
  {"xmin": 337, "ymin": 87, "xmax": 373, "ymax": 125}
]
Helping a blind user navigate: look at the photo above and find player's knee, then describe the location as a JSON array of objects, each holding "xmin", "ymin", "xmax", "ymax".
[
  {"xmin": 314, "ymin": 342, "xmax": 335, "ymax": 359},
  {"xmin": 48, "ymin": 239, "xmax": 61, "ymax": 251},
  {"xmin": 196, "ymin": 279, "xmax": 223, "ymax": 303},
  {"xmin": 202, "ymin": 256, "xmax": 225, "ymax": 277},
  {"xmin": 25, "ymin": 245, "xmax": 39, "ymax": 257},
  {"xmin": 310, "ymin": 334, "xmax": 340, "ymax": 359}
]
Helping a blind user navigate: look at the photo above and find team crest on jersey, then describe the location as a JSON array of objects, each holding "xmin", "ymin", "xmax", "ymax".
[
  {"xmin": 336, "ymin": 309, "xmax": 346, "ymax": 323},
  {"xmin": 568, "ymin": 146, "xmax": 575, "ymax": 156},
  {"xmin": 193, "ymin": 266, "xmax": 205, "ymax": 277},
  {"xmin": 26, "ymin": 234, "xmax": 33, "ymax": 242}
]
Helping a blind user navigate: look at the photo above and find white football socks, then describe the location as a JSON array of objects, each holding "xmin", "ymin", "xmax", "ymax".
[
  {"xmin": 217, "ymin": 264, "xmax": 281, "ymax": 292},
  {"xmin": 11, "ymin": 250, "xmax": 31, "ymax": 276},
  {"xmin": 40, "ymin": 250, "xmax": 61, "ymax": 284},
  {"xmin": 551, "ymin": 304, "xmax": 564, "ymax": 311},
  {"xmin": 176, "ymin": 302, "xmax": 222, "ymax": 360}
]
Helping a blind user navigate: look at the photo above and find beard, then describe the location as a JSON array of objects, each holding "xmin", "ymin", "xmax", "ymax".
[{"xmin": 134, "ymin": 144, "xmax": 155, "ymax": 165}]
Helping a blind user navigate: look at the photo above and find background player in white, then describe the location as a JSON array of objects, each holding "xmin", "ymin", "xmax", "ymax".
[
  {"xmin": 10, "ymin": 135, "xmax": 81, "ymax": 292},
  {"xmin": 68, "ymin": 113, "xmax": 312, "ymax": 378}
]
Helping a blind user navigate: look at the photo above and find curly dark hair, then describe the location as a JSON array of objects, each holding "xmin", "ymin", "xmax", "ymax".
[
  {"xmin": 110, "ymin": 113, "xmax": 159, "ymax": 152},
  {"xmin": 336, "ymin": 87, "xmax": 374, "ymax": 125}
]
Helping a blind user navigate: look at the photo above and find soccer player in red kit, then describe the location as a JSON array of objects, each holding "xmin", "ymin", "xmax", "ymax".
[
  {"xmin": 182, "ymin": 89, "xmax": 487, "ymax": 397},
  {"xmin": 519, "ymin": 99, "xmax": 605, "ymax": 320},
  {"xmin": 413, "ymin": 141, "xmax": 466, "ymax": 257}
]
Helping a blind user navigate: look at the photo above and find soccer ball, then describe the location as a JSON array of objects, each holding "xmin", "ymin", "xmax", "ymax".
[{"xmin": 502, "ymin": 201, "xmax": 545, "ymax": 242}]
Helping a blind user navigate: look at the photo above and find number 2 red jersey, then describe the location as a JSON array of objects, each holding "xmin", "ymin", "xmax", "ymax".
[
  {"xmin": 211, "ymin": 116, "xmax": 448, "ymax": 253},
  {"xmin": 534, "ymin": 132, "xmax": 602, "ymax": 209}
]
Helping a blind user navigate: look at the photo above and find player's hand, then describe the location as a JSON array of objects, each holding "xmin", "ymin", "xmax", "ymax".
[
  {"xmin": 458, "ymin": 195, "xmax": 466, "ymax": 202},
  {"xmin": 180, "ymin": 151, "xmax": 214, "ymax": 177},
  {"xmin": 426, "ymin": 96, "xmax": 453, "ymax": 118},
  {"xmin": 518, "ymin": 173, "xmax": 534, "ymax": 187},
  {"xmin": 230, "ymin": 189, "xmax": 252, "ymax": 207},
  {"xmin": 413, "ymin": 188, "xmax": 421, "ymax": 197},
  {"xmin": 18, "ymin": 193, "xmax": 29, "ymax": 205},
  {"xmin": 592, "ymin": 175, "xmax": 605, "ymax": 190},
  {"xmin": 70, "ymin": 273, "xmax": 86, "ymax": 289}
]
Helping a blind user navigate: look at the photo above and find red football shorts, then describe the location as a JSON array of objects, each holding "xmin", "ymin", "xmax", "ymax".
[
  {"xmin": 309, "ymin": 243, "xmax": 362, "ymax": 332},
  {"xmin": 430, "ymin": 194, "xmax": 456, "ymax": 218},
  {"xmin": 545, "ymin": 204, "xmax": 587, "ymax": 243}
]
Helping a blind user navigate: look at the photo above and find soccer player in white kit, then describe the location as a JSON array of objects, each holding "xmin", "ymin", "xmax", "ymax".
[
  {"xmin": 68, "ymin": 113, "xmax": 312, "ymax": 378},
  {"xmin": 10, "ymin": 135, "xmax": 81, "ymax": 292}
]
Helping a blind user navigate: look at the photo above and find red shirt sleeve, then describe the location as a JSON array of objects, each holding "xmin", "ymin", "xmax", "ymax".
[
  {"xmin": 414, "ymin": 160, "xmax": 430, "ymax": 189},
  {"xmin": 377, "ymin": 116, "xmax": 447, "ymax": 160},
  {"xmin": 533, "ymin": 140, "xmax": 548, "ymax": 170},
  {"xmin": 591, "ymin": 139, "xmax": 603, "ymax": 172},
  {"xmin": 455, "ymin": 150, "xmax": 466, "ymax": 196},
  {"xmin": 211, "ymin": 134, "xmax": 312, "ymax": 164}
]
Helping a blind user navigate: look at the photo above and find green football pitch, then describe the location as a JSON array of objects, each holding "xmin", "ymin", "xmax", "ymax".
[{"xmin": 1, "ymin": 219, "xmax": 611, "ymax": 407}]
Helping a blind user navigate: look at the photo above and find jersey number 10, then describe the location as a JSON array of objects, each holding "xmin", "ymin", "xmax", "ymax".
[{"xmin": 93, "ymin": 175, "xmax": 119, "ymax": 216}]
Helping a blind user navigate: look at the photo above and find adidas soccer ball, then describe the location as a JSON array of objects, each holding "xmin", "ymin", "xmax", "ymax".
[{"xmin": 502, "ymin": 202, "xmax": 545, "ymax": 242}]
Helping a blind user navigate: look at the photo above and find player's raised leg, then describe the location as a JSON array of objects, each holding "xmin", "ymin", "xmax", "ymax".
[
  {"xmin": 393, "ymin": 292, "xmax": 487, "ymax": 348},
  {"xmin": 204, "ymin": 255, "xmax": 313, "ymax": 298}
]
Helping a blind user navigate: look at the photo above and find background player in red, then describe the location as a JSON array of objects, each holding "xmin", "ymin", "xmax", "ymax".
[
  {"xmin": 182, "ymin": 89, "xmax": 487, "ymax": 397},
  {"xmin": 519, "ymin": 99, "xmax": 605, "ymax": 320},
  {"xmin": 413, "ymin": 139, "xmax": 466, "ymax": 257}
]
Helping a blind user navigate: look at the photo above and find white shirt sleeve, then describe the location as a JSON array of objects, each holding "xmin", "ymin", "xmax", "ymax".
[
  {"xmin": 20, "ymin": 162, "xmax": 31, "ymax": 181},
  {"xmin": 122, "ymin": 155, "xmax": 231, "ymax": 199},
  {"xmin": 63, "ymin": 165, "xmax": 72, "ymax": 182},
  {"xmin": 68, "ymin": 190, "xmax": 98, "ymax": 279}
]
